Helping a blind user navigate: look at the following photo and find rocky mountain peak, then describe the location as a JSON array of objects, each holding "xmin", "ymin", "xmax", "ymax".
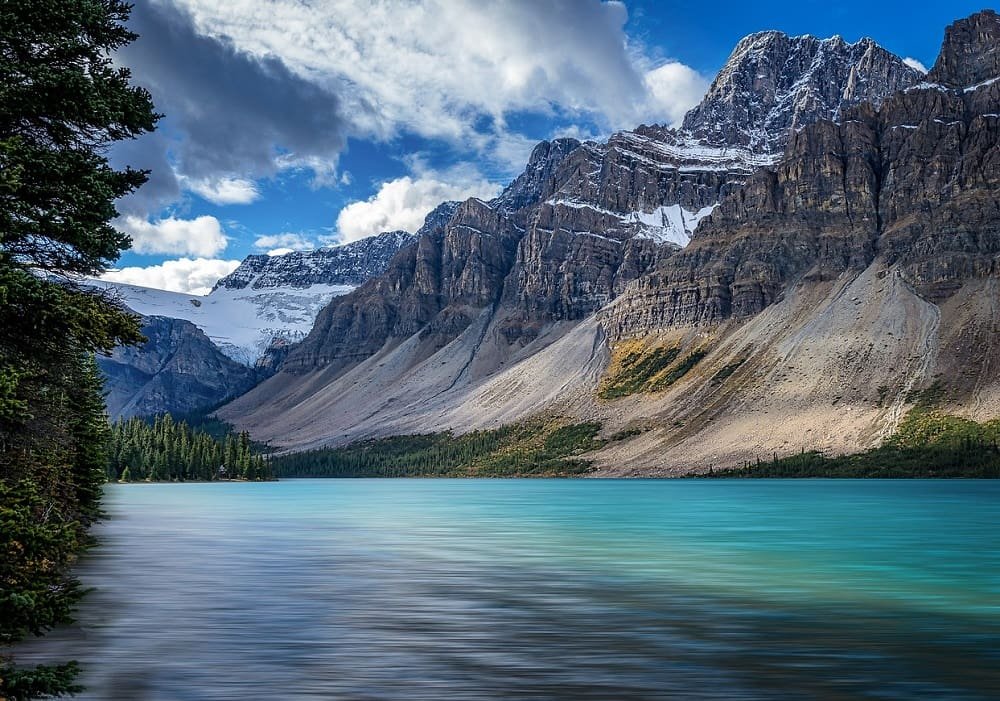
[
  {"xmin": 417, "ymin": 200, "xmax": 461, "ymax": 235},
  {"xmin": 681, "ymin": 30, "xmax": 921, "ymax": 155},
  {"xmin": 926, "ymin": 9, "xmax": 1000, "ymax": 88},
  {"xmin": 213, "ymin": 229, "xmax": 418, "ymax": 292},
  {"xmin": 493, "ymin": 138, "xmax": 582, "ymax": 212}
]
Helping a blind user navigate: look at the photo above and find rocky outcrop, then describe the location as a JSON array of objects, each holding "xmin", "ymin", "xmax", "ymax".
[
  {"xmin": 100, "ymin": 316, "xmax": 261, "ymax": 419},
  {"xmin": 284, "ymin": 197, "xmax": 522, "ymax": 373},
  {"xmin": 682, "ymin": 32, "xmax": 920, "ymax": 154},
  {"xmin": 926, "ymin": 9, "xmax": 1000, "ymax": 88},
  {"xmin": 608, "ymin": 10, "xmax": 1000, "ymax": 337},
  {"xmin": 214, "ymin": 228, "xmax": 421, "ymax": 291}
]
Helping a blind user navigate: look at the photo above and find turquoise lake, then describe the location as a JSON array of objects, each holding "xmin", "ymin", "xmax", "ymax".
[{"xmin": 16, "ymin": 479, "xmax": 1000, "ymax": 699}]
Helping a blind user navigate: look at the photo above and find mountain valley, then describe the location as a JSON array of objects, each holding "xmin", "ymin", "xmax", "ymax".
[{"xmin": 106, "ymin": 11, "xmax": 1000, "ymax": 474}]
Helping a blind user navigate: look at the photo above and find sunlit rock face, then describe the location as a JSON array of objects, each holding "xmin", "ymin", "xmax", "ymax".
[
  {"xmin": 608, "ymin": 10, "xmax": 1000, "ymax": 337},
  {"xmin": 287, "ymin": 31, "xmax": 918, "ymax": 375}
]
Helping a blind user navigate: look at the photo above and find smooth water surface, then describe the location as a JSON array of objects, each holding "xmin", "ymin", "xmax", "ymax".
[{"xmin": 16, "ymin": 479, "xmax": 1000, "ymax": 700}]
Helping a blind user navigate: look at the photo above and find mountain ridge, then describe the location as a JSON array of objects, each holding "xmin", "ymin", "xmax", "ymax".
[{"xmin": 218, "ymin": 23, "xmax": 932, "ymax": 461}]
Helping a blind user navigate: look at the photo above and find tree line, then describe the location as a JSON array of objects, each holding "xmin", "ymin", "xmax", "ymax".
[
  {"xmin": 108, "ymin": 415, "xmax": 272, "ymax": 482},
  {"xmin": 270, "ymin": 421, "xmax": 605, "ymax": 478},
  {"xmin": 1, "ymin": 1, "xmax": 159, "ymax": 697}
]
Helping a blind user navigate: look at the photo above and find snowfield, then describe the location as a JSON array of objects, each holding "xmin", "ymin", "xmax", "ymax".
[{"xmin": 89, "ymin": 278, "xmax": 354, "ymax": 365}]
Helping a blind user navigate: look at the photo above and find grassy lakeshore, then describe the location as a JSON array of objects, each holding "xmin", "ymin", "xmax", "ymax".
[
  {"xmin": 703, "ymin": 407, "xmax": 1000, "ymax": 478},
  {"xmin": 269, "ymin": 403, "xmax": 1000, "ymax": 479}
]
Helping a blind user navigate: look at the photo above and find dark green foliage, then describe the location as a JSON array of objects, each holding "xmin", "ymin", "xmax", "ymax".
[
  {"xmin": 600, "ymin": 344, "xmax": 710, "ymax": 399},
  {"xmin": 0, "ymin": 662, "xmax": 82, "ymax": 700},
  {"xmin": 271, "ymin": 421, "xmax": 606, "ymax": 478},
  {"xmin": 0, "ymin": 481, "xmax": 86, "ymax": 646},
  {"xmin": 648, "ymin": 349, "xmax": 708, "ymax": 392},
  {"xmin": 599, "ymin": 346, "xmax": 680, "ymax": 398},
  {"xmin": 0, "ymin": 1, "xmax": 158, "ymax": 695},
  {"xmin": 169, "ymin": 404, "xmax": 265, "ymax": 445},
  {"xmin": 107, "ymin": 415, "xmax": 272, "ymax": 482},
  {"xmin": 0, "ymin": 0, "xmax": 157, "ymax": 276},
  {"xmin": 708, "ymin": 408, "xmax": 1000, "ymax": 478},
  {"xmin": 609, "ymin": 426, "xmax": 645, "ymax": 441},
  {"xmin": 905, "ymin": 380, "xmax": 947, "ymax": 408}
]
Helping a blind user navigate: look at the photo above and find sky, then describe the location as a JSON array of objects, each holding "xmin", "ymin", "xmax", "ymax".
[{"xmin": 103, "ymin": 0, "xmax": 989, "ymax": 294}]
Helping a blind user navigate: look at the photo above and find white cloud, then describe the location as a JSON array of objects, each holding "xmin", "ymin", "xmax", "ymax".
[
  {"xmin": 185, "ymin": 176, "xmax": 261, "ymax": 205},
  {"xmin": 335, "ymin": 170, "xmax": 501, "ymax": 243},
  {"xmin": 114, "ymin": 0, "xmax": 710, "ymax": 224},
  {"xmin": 117, "ymin": 215, "xmax": 229, "ymax": 257},
  {"xmin": 550, "ymin": 124, "xmax": 604, "ymax": 142},
  {"xmin": 101, "ymin": 258, "xmax": 242, "ymax": 295},
  {"xmin": 903, "ymin": 57, "xmax": 928, "ymax": 74},
  {"xmin": 642, "ymin": 62, "xmax": 711, "ymax": 126},
  {"xmin": 171, "ymin": 0, "xmax": 702, "ymax": 142},
  {"xmin": 253, "ymin": 233, "xmax": 315, "ymax": 251}
]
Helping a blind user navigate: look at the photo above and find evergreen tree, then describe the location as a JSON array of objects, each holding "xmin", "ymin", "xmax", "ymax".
[
  {"xmin": 104, "ymin": 416, "xmax": 271, "ymax": 483},
  {"xmin": 0, "ymin": 2, "xmax": 157, "ymax": 696}
]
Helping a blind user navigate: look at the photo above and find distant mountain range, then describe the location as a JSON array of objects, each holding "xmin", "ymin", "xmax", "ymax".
[
  {"xmin": 102, "ymin": 11, "xmax": 1000, "ymax": 475},
  {"xmin": 94, "ymin": 229, "xmax": 419, "ymax": 417}
]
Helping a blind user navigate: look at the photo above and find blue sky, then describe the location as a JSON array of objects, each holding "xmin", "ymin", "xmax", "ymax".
[{"xmin": 104, "ymin": 0, "xmax": 988, "ymax": 293}]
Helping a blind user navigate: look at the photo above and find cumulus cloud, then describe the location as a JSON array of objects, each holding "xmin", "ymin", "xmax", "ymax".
[
  {"xmin": 168, "ymin": 0, "xmax": 703, "ymax": 141},
  {"xmin": 111, "ymin": 0, "xmax": 710, "ymax": 249},
  {"xmin": 903, "ymin": 57, "xmax": 928, "ymax": 74},
  {"xmin": 113, "ymin": 0, "xmax": 350, "ymax": 216},
  {"xmin": 101, "ymin": 258, "xmax": 242, "ymax": 295},
  {"xmin": 253, "ymin": 233, "xmax": 315, "ymax": 252},
  {"xmin": 185, "ymin": 177, "xmax": 261, "ymax": 205},
  {"xmin": 643, "ymin": 62, "xmax": 711, "ymax": 126},
  {"xmin": 117, "ymin": 215, "xmax": 228, "ymax": 257},
  {"xmin": 336, "ymin": 170, "xmax": 501, "ymax": 243}
]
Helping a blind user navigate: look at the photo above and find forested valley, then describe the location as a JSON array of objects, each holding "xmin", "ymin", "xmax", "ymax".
[{"xmin": 107, "ymin": 415, "xmax": 272, "ymax": 483}]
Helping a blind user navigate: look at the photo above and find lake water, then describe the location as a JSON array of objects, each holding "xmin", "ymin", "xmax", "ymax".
[{"xmin": 14, "ymin": 479, "xmax": 1000, "ymax": 700}]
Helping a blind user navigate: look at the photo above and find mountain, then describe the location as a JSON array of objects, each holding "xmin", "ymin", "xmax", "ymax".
[
  {"xmin": 90, "ymin": 278, "xmax": 355, "ymax": 367},
  {"xmin": 99, "ymin": 315, "xmax": 261, "ymax": 419},
  {"xmin": 94, "ymin": 226, "xmax": 424, "ymax": 419},
  {"xmin": 581, "ymin": 9, "xmax": 1000, "ymax": 471},
  {"xmin": 681, "ymin": 31, "xmax": 921, "ymax": 154},
  {"xmin": 95, "ymin": 228, "xmax": 420, "ymax": 365},
  {"xmin": 213, "ymin": 229, "xmax": 422, "ymax": 293},
  {"xmin": 218, "ymin": 27, "xmax": 923, "ymax": 454}
]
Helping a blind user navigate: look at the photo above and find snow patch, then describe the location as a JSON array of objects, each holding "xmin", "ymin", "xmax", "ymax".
[
  {"xmin": 545, "ymin": 198, "xmax": 718, "ymax": 248},
  {"xmin": 89, "ymin": 279, "xmax": 354, "ymax": 365},
  {"xmin": 965, "ymin": 76, "xmax": 1000, "ymax": 92},
  {"xmin": 627, "ymin": 204, "xmax": 718, "ymax": 247}
]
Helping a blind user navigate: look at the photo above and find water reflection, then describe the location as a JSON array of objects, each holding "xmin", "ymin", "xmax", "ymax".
[{"xmin": 15, "ymin": 479, "xmax": 1000, "ymax": 700}]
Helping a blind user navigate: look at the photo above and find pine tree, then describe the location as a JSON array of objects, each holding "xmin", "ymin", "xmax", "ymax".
[{"xmin": 0, "ymin": 2, "xmax": 157, "ymax": 696}]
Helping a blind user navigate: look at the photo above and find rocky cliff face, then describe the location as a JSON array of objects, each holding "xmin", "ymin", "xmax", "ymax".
[
  {"xmin": 682, "ymin": 32, "xmax": 920, "ymax": 155},
  {"xmin": 608, "ymin": 10, "xmax": 1000, "ymax": 337},
  {"xmin": 214, "ymin": 228, "xmax": 421, "ymax": 291},
  {"xmin": 223, "ymin": 27, "xmax": 925, "ymax": 451},
  {"xmin": 100, "ymin": 315, "xmax": 261, "ymax": 419},
  {"xmin": 926, "ymin": 8, "xmax": 1000, "ymax": 87},
  {"xmin": 279, "ymin": 30, "xmax": 918, "ymax": 376}
]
